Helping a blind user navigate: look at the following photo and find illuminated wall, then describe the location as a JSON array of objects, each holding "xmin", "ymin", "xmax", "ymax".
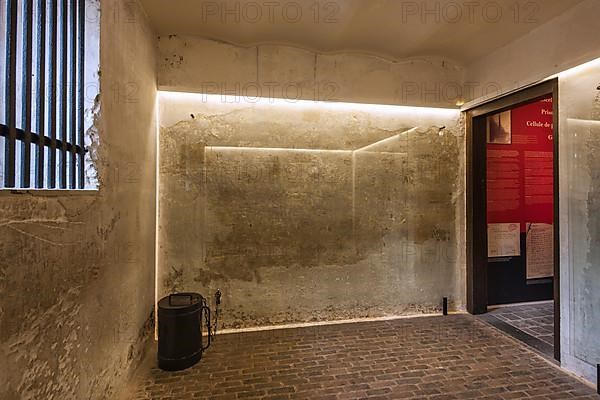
[
  {"xmin": 559, "ymin": 59, "xmax": 600, "ymax": 383},
  {"xmin": 158, "ymin": 92, "xmax": 465, "ymax": 329}
]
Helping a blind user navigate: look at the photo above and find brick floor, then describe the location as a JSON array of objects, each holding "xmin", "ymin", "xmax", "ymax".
[
  {"xmin": 126, "ymin": 314, "xmax": 597, "ymax": 399},
  {"xmin": 487, "ymin": 302, "xmax": 555, "ymax": 347}
]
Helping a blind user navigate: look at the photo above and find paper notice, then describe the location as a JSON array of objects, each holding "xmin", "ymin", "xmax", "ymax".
[
  {"xmin": 526, "ymin": 223, "xmax": 554, "ymax": 279},
  {"xmin": 488, "ymin": 223, "xmax": 521, "ymax": 257}
]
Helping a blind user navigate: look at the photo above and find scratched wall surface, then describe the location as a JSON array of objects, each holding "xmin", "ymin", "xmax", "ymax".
[
  {"xmin": 559, "ymin": 61, "xmax": 600, "ymax": 379},
  {"xmin": 0, "ymin": 1, "xmax": 157, "ymax": 399},
  {"xmin": 158, "ymin": 93, "xmax": 465, "ymax": 329}
]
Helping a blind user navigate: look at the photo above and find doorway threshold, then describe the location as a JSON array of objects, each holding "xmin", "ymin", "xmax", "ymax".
[{"xmin": 477, "ymin": 302, "xmax": 557, "ymax": 363}]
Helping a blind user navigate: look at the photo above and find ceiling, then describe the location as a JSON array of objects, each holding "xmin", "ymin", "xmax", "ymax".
[{"xmin": 139, "ymin": 0, "xmax": 584, "ymax": 65}]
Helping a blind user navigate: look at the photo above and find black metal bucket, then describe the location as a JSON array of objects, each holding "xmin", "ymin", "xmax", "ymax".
[{"xmin": 157, "ymin": 292, "xmax": 211, "ymax": 371}]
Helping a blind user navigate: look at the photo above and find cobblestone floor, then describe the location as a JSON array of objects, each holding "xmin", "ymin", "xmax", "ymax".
[
  {"xmin": 487, "ymin": 302, "xmax": 555, "ymax": 346},
  {"xmin": 126, "ymin": 314, "xmax": 597, "ymax": 399}
]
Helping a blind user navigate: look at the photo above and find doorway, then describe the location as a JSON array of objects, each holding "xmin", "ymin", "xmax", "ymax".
[{"xmin": 465, "ymin": 79, "xmax": 560, "ymax": 362}]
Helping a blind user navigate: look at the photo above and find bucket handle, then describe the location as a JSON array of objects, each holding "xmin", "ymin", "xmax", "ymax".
[{"xmin": 201, "ymin": 304, "xmax": 211, "ymax": 351}]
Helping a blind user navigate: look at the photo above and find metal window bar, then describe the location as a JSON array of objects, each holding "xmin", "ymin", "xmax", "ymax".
[
  {"xmin": 4, "ymin": 0, "xmax": 18, "ymax": 188},
  {"xmin": 48, "ymin": 0, "xmax": 57, "ymax": 188},
  {"xmin": 77, "ymin": 0, "xmax": 85, "ymax": 188},
  {"xmin": 59, "ymin": 0, "xmax": 67, "ymax": 188},
  {"xmin": 1, "ymin": 0, "xmax": 86, "ymax": 189},
  {"xmin": 21, "ymin": 0, "xmax": 33, "ymax": 188},
  {"xmin": 69, "ymin": 0, "xmax": 76, "ymax": 188},
  {"xmin": 35, "ymin": 0, "xmax": 45, "ymax": 188},
  {"xmin": 0, "ymin": 125, "xmax": 85, "ymax": 155}
]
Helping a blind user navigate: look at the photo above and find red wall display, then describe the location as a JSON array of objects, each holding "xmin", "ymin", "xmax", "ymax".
[{"xmin": 486, "ymin": 96, "xmax": 554, "ymax": 233}]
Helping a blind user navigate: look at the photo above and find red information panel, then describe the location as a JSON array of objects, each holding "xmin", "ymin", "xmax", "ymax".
[{"xmin": 486, "ymin": 96, "xmax": 554, "ymax": 233}]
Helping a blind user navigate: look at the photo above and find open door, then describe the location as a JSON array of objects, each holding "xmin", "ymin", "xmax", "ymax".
[{"xmin": 466, "ymin": 79, "xmax": 560, "ymax": 362}]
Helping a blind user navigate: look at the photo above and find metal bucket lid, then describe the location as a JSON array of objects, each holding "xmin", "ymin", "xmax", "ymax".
[{"xmin": 158, "ymin": 292, "xmax": 203, "ymax": 313}]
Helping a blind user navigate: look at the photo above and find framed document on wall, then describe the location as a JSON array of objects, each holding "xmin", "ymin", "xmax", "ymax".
[
  {"xmin": 488, "ymin": 223, "xmax": 521, "ymax": 257},
  {"xmin": 487, "ymin": 110, "xmax": 512, "ymax": 145},
  {"xmin": 526, "ymin": 223, "xmax": 554, "ymax": 279}
]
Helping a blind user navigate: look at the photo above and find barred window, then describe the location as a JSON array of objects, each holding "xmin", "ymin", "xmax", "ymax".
[{"xmin": 0, "ymin": 0, "xmax": 98, "ymax": 189}]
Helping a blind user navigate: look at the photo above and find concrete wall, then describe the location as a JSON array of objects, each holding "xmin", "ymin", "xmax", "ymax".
[
  {"xmin": 157, "ymin": 36, "xmax": 465, "ymax": 108},
  {"xmin": 465, "ymin": 0, "xmax": 600, "ymax": 104},
  {"xmin": 156, "ymin": 35, "xmax": 467, "ymax": 329},
  {"xmin": 0, "ymin": 1, "xmax": 157, "ymax": 399},
  {"xmin": 558, "ymin": 59, "xmax": 600, "ymax": 384},
  {"xmin": 158, "ymin": 92, "xmax": 465, "ymax": 329}
]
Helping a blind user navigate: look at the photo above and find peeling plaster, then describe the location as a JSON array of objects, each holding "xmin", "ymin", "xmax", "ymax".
[{"xmin": 0, "ymin": 0, "xmax": 157, "ymax": 399}]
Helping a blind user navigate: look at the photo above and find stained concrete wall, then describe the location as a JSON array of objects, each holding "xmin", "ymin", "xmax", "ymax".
[
  {"xmin": 156, "ymin": 36, "xmax": 467, "ymax": 329},
  {"xmin": 157, "ymin": 36, "xmax": 465, "ymax": 108},
  {"xmin": 558, "ymin": 59, "xmax": 600, "ymax": 384},
  {"xmin": 0, "ymin": 1, "xmax": 157, "ymax": 399},
  {"xmin": 158, "ymin": 92, "xmax": 465, "ymax": 329}
]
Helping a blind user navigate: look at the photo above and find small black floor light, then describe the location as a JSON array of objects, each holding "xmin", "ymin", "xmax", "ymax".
[{"xmin": 442, "ymin": 297, "xmax": 448, "ymax": 316}]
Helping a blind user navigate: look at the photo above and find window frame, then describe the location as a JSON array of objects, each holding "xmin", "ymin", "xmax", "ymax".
[{"xmin": 1, "ymin": 0, "xmax": 88, "ymax": 189}]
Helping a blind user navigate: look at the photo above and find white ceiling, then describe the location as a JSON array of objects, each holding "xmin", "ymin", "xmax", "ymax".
[{"xmin": 139, "ymin": 0, "xmax": 584, "ymax": 65}]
